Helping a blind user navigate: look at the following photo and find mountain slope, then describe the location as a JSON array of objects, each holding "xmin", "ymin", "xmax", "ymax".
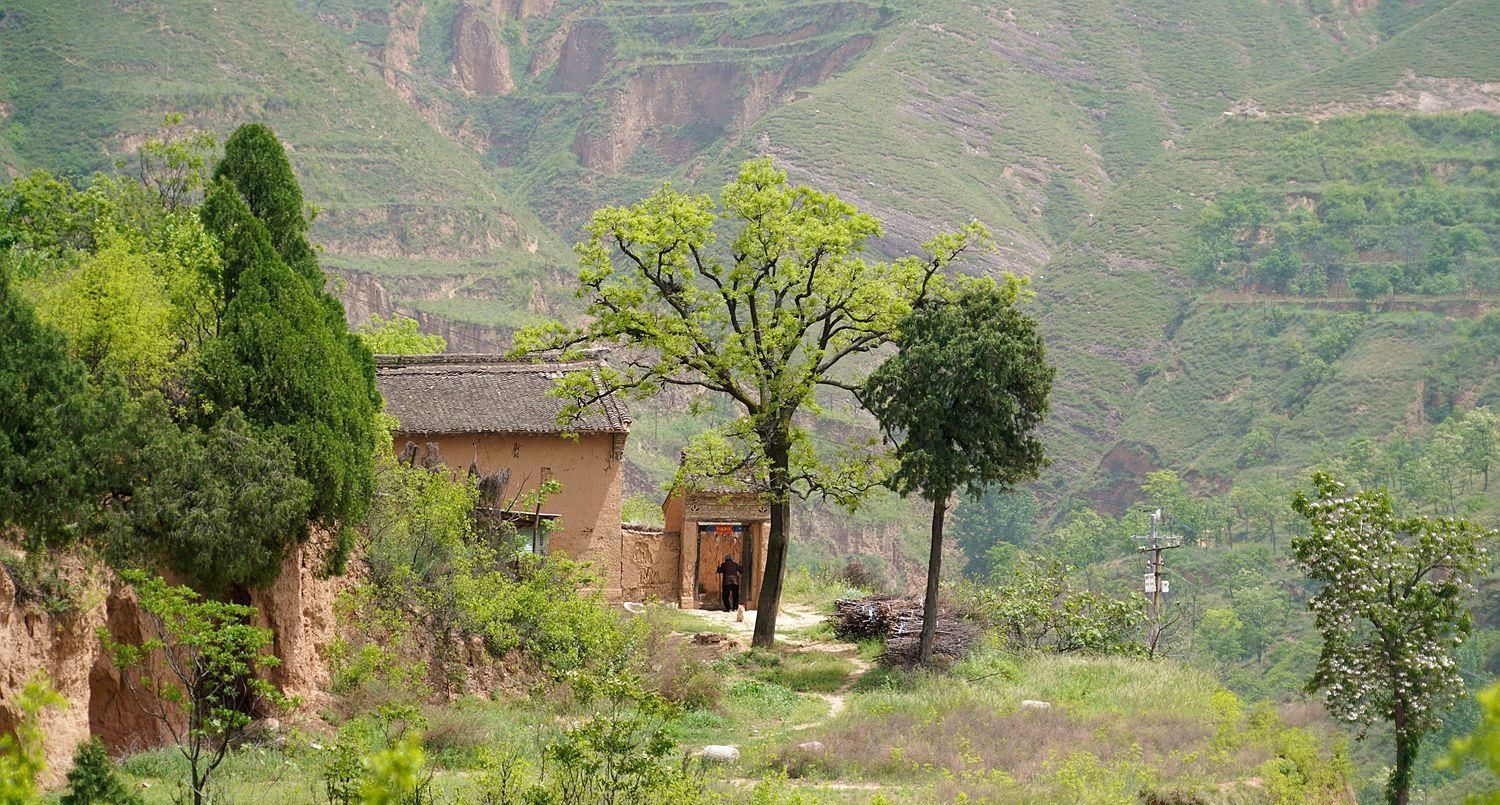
[
  {"xmin": 1028, "ymin": 0, "xmax": 1500, "ymax": 509},
  {"xmin": 3, "ymin": 0, "xmax": 1499, "ymax": 545},
  {"xmin": 0, "ymin": 0, "xmax": 572, "ymax": 340}
]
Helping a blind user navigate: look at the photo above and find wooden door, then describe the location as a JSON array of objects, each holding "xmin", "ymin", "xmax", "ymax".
[{"xmin": 696, "ymin": 523, "xmax": 744, "ymax": 609}]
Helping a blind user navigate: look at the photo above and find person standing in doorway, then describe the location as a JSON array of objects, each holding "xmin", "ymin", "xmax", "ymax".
[{"xmin": 716, "ymin": 554, "xmax": 741, "ymax": 611}]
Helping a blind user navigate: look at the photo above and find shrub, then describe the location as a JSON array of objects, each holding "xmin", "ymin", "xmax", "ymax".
[
  {"xmin": 62, "ymin": 738, "xmax": 143, "ymax": 805},
  {"xmin": 450, "ymin": 553, "xmax": 631, "ymax": 677},
  {"xmin": 0, "ymin": 672, "xmax": 66, "ymax": 805},
  {"xmin": 635, "ymin": 627, "xmax": 722, "ymax": 711},
  {"xmin": 0, "ymin": 550, "xmax": 78, "ymax": 614},
  {"xmin": 100, "ymin": 571, "xmax": 288, "ymax": 805},
  {"xmin": 328, "ymin": 585, "xmax": 430, "ymax": 713},
  {"xmin": 359, "ymin": 736, "xmax": 433, "ymax": 805},
  {"xmin": 530, "ymin": 672, "xmax": 702, "ymax": 805},
  {"xmin": 962, "ymin": 559, "xmax": 1144, "ymax": 656},
  {"xmin": 473, "ymin": 744, "xmax": 533, "ymax": 804}
]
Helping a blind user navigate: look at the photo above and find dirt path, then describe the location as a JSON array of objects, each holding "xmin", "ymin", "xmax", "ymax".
[
  {"xmin": 686, "ymin": 602, "xmax": 826, "ymax": 638},
  {"xmin": 677, "ymin": 605, "xmax": 871, "ymax": 730}
]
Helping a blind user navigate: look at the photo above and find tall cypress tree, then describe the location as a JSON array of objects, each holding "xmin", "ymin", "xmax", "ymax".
[
  {"xmin": 211, "ymin": 124, "xmax": 319, "ymax": 286},
  {"xmin": 197, "ymin": 143, "xmax": 377, "ymax": 559}
]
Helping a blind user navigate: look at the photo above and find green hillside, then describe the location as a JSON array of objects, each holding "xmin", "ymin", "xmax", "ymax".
[{"xmin": 3, "ymin": 0, "xmax": 1499, "ymax": 521}]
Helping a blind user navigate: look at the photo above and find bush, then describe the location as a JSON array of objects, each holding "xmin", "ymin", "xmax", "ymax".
[
  {"xmin": 530, "ymin": 672, "xmax": 702, "ymax": 805},
  {"xmin": 364, "ymin": 460, "xmax": 632, "ymax": 680},
  {"xmin": 62, "ymin": 738, "xmax": 142, "ymax": 805},
  {"xmin": 636, "ymin": 633, "xmax": 722, "ymax": 711},
  {"xmin": 962, "ymin": 559, "xmax": 1144, "ymax": 656},
  {"xmin": 0, "ymin": 550, "xmax": 79, "ymax": 614},
  {"xmin": 101, "ymin": 572, "xmax": 288, "ymax": 805}
]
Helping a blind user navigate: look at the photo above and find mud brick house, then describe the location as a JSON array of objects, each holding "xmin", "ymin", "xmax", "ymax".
[
  {"xmin": 375, "ymin": 353, "xmax": 771, "ymax": 608},
  {"xmin": 375, "ymin": 354, "xmax": 641, "ymax": 598}
]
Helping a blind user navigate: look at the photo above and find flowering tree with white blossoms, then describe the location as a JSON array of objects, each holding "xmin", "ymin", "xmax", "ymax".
[{"xmin": 1292, "ymin": 472, "xmax": 1491, "ymax": 805}]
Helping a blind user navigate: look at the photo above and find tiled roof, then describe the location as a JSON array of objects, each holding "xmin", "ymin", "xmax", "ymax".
[{"xmin": 375, "ymin": 354, "xmax": 631, "ymax": 435}]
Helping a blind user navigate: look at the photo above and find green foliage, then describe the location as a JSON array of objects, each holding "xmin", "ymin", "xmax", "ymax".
[
  {"xmin": 112, "ymin": 408, "xmax": 312, "ymax": 594},
  {"xmin": 621, "ymin": 493, "xmax": 666, "ymax": 529},
  {"xmin": 1442, "ymin": 681, "xmax": 1500, "ymax": 802},
  {"xmin": 964, "ymin": 558, "xmax": 1144, "ymax": 656},
  {"xmin": 213, "ymin": 123, "xmax": 321, "ymax": 286},
  {"xmin": 28, "ymin": 229, "xmax": 177, "ymax": 388},
  {"xmin": 450, "ymin": 553, "xmax": 631, "ymax": 677},
  {"xmin": 530, "ymin": 671, "xmax": 701, "ymax": 805},
  {"xmin": 1293, "ymin": 473, "xmax": 1493, "ymax": 805},
  {"xmin": 61, "ymin": 738, "xmax": 143, "ymax": 805},
  {"xmin": 1036, "ymin": 507, "xmax": 1124, "ymax": 570},
  {"xmin": 101, "ymin": 571, "xmax": 288, "ymax": 805},
  {"xmin": 0, "ymin": 672, "xmax": 66, "ymax": 805},
  {"xmin": 0, "ymin": 262, "xmax": 102, "ymax": 548},
  {"xmin": 365, "ymin": 459, "xmax": 632, "ymax": 679},
  {"xmin": 358, "ymin": 736, "xmax": 432, "ymax": 805},
  {"xmin": 864, "ymin": 276, "xmax": 1054, "ymax": 503},
  {"xmin": 356, "ymin": 313, "xmax": 446, "ymax": 356},
  {"xmin": 197, "ymin": 142, "xmax": 379, "ymax": 545},
  {"xmin": 948, "ymin": 487, "xmax": 1040, "ymax": 580},
  {"xmin": 863, "ymin": 277, "xmax": 1053, "ymax": 663},
  {"xmin": 1191, "ymin": 113, "xmax": 1500, "ymax": 297}
]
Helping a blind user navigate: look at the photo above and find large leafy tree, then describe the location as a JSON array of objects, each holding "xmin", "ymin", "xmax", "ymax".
[
  {"xmin": 211, "ymin": 123, "xmax": 320, "ymax": 286},
  {"xmin": 516, "ymin": 157, "xmax": 989, "ymax": 646},
  {"xmin": 1292, "ymin": 473, "xmax": 1491, "ymax": 805},
  {"xmin": 115, "ymin": 410, "xmax": 312, "ymax": 594},
  {"xmin": 948, "ymin": 486, "xmax": 1039, "ymax": 580},
  {"xmin": 862, "ymin": 279, "xmax": 1053, "ymax": 665},
  {"xmin": 357, "ymin": 313, "xmax": 446, "ymax": 355}
]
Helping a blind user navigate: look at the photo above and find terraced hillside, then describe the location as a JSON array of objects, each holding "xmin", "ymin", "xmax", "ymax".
[{"xmin": 3, "ymin": 0, "xmax": 1499, "ymax": 557}]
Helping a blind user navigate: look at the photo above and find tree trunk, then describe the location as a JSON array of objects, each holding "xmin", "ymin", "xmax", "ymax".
[
  {"xmin": 752, "ymin": 496, "xmax": 790, "ymax": 648},
  {"xmin": 918, "ymin": 495, "xmax": 948, "ymax": 666},
  {"xmin": 752, "ymin": 427, "xmax": 793, "ymax": 649},
  {"xmin": 1388, "ymin": 720, "xmax": 1416, "ymax": 805}
]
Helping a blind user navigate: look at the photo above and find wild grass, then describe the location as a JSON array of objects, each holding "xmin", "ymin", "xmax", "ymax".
[
  {"xmin": 739, "ymin": 648, "xmax": 856, "ymax": 694},
  {"xmin": 756, "ymin": 649, "xmax": 1345, "ymax": 803}
]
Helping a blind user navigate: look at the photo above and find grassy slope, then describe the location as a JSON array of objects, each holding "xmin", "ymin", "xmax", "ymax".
[
  {"xmin": 4, "ymin": 0, "xmax": 1497, "ymax": 527},
  {"xmin": 710, "ymin": 0, "xmax": 1378, "ymax": 271},
  {"xmin": 1261, "ymin": 0, "xmax": 1500, "ymax": 109}
]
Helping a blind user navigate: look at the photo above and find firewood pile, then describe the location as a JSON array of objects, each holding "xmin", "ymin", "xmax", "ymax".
[
  {"xmin": 832, "ymin": 595, "xmax": 980, "ymax": 667},
  {"xmin": 831, "ymin": 595, "xmax": 906, "ymax": 640}
]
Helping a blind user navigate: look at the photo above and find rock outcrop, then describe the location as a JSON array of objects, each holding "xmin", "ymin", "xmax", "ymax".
[
  {"xmin": 572, "ymin": 36, "xmax": 874, "ymax": 173},
  {"xmin": 0, "ymin": 560, "xmax": 177, "ymax": 785},
  {"xmin": 248, "ymin": 528, "xmax": 355, "ymax": 713},
  {"xmin": 452, "ymin": 6, "xmax": 514, "ymax": 95}
]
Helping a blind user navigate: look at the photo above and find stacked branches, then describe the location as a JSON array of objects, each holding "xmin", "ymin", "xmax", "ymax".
[{"xmin": 833, "ymin": 595, "xmax": 979, "ymax": 667}]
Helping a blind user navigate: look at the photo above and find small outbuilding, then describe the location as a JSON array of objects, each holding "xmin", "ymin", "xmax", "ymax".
[
  {"xmin": 662, "ymin": 477, "xmax": 771, "ymax": 610},
  {"xmin": 375, "ymin": 353, "xmax": 771, "ymax": 608}
]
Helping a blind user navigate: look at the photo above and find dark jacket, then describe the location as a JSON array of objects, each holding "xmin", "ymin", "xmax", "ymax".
[{"xmin": 716, "ymin": 558, "xmax": 741, "ymax": 585}]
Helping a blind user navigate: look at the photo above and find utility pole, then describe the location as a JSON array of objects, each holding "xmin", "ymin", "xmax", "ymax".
[{"xmin": 1135, "ymin": 509, "xmax": 1182, "ymax": 658}]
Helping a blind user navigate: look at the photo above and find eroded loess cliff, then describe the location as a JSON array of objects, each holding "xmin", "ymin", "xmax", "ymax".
[{"xmin": 0, "ymin": 532, "xmax": 351, "ymax": 783}]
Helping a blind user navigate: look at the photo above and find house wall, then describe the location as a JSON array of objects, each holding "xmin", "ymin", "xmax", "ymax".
[
  {"xmin": 620, "ymin": 527, "xmax": 680, "ymax": 603},
  {"xmin": 395, "ymin": 431, "xmax": 626, "ymax": 599}
]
